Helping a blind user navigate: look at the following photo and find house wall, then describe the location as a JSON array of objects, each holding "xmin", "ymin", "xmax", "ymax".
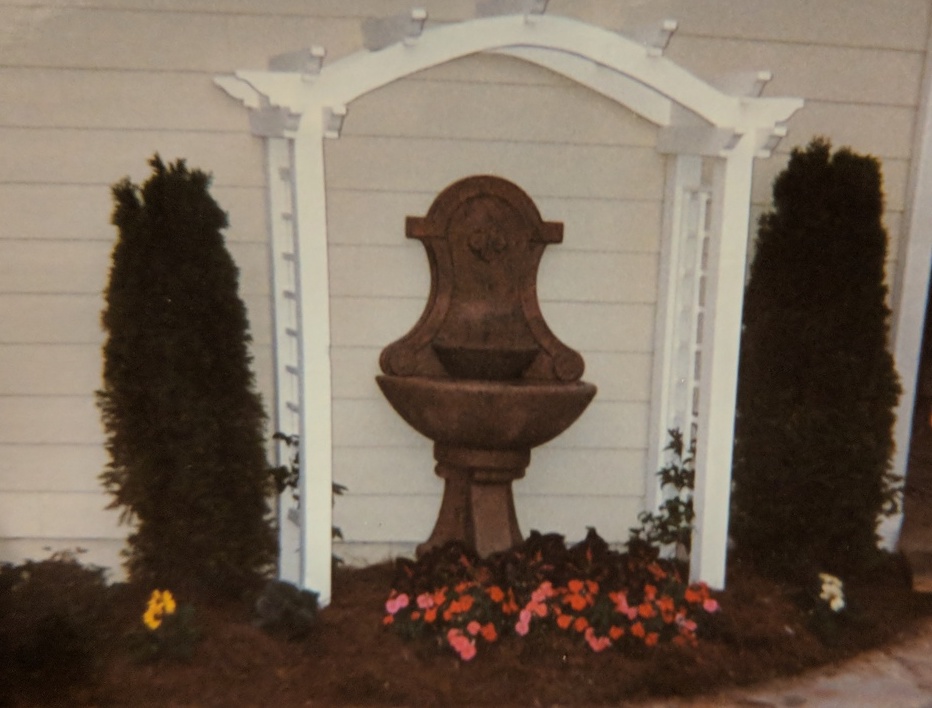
[{"xmin": 0, "ymin": 0, "xmax": 927, "ymax": 578}]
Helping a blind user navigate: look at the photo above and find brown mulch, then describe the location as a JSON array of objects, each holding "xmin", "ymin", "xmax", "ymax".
[{"xmin": 16, "ymin": 555, "xmax": 932, "ymax": 707}]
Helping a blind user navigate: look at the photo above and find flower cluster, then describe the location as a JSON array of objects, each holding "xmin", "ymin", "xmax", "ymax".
[
  {"xmin": 130, "ymin": 588, "xmax": 199, "ymax": 662},
  {"xmin": 818, "ymin": 573, "xmax": 845, "ymax": 613},
  {"xmin": 142, "ymin": 589, "xmax": 177, "ymax": 630},
  {"xmin": 383, "ymin": 532, "xmax": 721, "ymax": 661}
]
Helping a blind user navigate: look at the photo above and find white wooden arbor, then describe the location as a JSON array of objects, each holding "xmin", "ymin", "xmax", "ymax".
[{"xmin": 217, "ymin": 8, "xmax": 802, "ymax": 606}]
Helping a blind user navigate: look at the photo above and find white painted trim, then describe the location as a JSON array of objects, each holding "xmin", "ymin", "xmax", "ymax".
[
  {"xmin": 291, "ymin": 126, "xmax": 333, "ymax": 605},
  {"xmin": 889, "ymin": 18, "xmax": 932, "ymax": 550},
  {"xmin": 216, "ymin": 11, "xmax": 802, "ymax": 600},
  {"xmin": 690, "ymin": 137, "xmax": 758, "ymax": 587}
]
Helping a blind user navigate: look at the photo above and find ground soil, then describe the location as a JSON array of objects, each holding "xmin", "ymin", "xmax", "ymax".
[{"xmin": 18, "ymin": 553, "xmax": 932, "ymax": 707}]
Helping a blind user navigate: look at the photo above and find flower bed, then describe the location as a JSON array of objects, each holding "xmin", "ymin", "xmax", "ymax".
[{"xmin": 383, "ymin": 530, "xmax": 720, "ymax": 660}]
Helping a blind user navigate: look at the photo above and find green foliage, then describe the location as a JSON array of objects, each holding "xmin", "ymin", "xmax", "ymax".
[
  {"xmin": 128, "ymin": 589, "xmax": 200, "ymax": 663},
  {"xmin": 0, "ymin": 551, "xmax": 110, "ymax": 703},
  {"xmin": 254, "ymin": 579, "xmax": 320, "ymax": 641},
  {"xmin": 631, "ymin": 429, "xmax": 695, "ymax": 554},
  {"xmin": 731, "ymin": 138, "xmax": 902, "ymax": 579},
  {"xmin": 98, "ymin": 155, "xmax": 276, "ymax": 597}
]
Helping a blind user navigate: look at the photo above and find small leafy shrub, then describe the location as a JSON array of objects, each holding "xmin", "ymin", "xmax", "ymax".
[
  {"xmin": 797, "ymin": 572, "xmax": 852, "ymax": 647},
  {"xmin": 270, "ymin": 432, "xmax": 347, "ymax": 542},
  {"xmin": 732, "ymin": 139, "xmax": 901, "ymax": 580},
  {"xmin": 0, "ymin": 551, "xmax": 110, "ymax": 702},
  {"xmin": 128, "ymin": 589, "xmax": 200, "ymax": 662},
  {"xmin": 631, "ymin": 429, "xmax": 695, "ymax": 555},
  {"xmin": 383, "ymin": 529, "xmax": 720, "ymax": 661},
  {"xmin": 254, "ymin": 579, "xmax": 320, "ymax": 641}
]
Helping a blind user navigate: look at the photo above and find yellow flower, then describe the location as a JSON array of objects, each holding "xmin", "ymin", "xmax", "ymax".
[{"xmin": 142, "ymin": 589, "xmax": 177, "ymax": 630}]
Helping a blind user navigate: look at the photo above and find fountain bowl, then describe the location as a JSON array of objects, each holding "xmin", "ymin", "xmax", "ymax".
[{"xmin": 376, "ymin": 375, "xmax": 596, "ymax": 451}]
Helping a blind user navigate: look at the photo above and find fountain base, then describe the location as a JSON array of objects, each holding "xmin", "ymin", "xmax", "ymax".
[{"xmin": 418, "ymin": 445, "xmax": 529, "ymax": 558}]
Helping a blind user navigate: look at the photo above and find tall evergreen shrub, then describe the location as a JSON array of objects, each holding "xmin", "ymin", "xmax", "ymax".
[
  {"xmin": 731, "ymin": 139, "xmax": 901, "ymax": 579},
  {"xmin": 98, "ymin": 156, "xmax": 275, "ymax": 597}
]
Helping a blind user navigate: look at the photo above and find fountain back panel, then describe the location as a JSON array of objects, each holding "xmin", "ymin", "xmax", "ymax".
[{"xmin": 377, "ymin": 175, "xmax": 596, "ymax": 557}]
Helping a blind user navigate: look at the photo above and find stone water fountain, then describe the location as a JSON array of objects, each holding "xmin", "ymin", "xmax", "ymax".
[{"xmin": 377, "ymin": 175, "xmax": 597, "ymax": 557}]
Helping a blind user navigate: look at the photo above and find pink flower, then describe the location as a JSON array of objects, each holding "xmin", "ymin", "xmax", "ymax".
[
  {"xmin": 584, "ymin": 627, "xmax": 612, "ymax": 653},
  {"xmin": 385, "ymin": 593, "xmax": 410, "ymax": 615},
  {"xmin": 447, "ymin": 628, "xmax": 477, "ymax": 661},
  {"xmin": 532, "ymin": 581, "xmax": 555, "ymax": 603},
  {"xmin": 515, "ymin": 617, "xmax": 530, "ymax": 636},
  {"xmin": 677, "ymin": 616, "xmax": 697, "ymax": 633},
  {"xmin": 466, "ymin": 620, "xmax": 481, "ymax": 636},
  {"xmin": 610, "ymin": 590, "xmax": 638, "ymax": 620},
  {"xmin": 703, "ymin": 598, "xmax": 720, "ymax": 613},
  {"xmin": 416, "ymin": 592, "xmax": 434, "ymax": 610}
]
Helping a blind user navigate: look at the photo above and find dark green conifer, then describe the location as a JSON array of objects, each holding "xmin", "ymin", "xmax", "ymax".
[
  {"xmin": 731, "ymin": 139, "xmax": 901, "ymax": 579},
  {"xmin": 98, "ymin": 156, "xmax": 275, "ymax": 597}
]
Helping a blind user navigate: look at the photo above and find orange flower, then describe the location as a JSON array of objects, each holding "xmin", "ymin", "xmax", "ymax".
[
  {"xmin": 658, "ymin": 596, "xmax": 676, "ymax": 623},
  {"xmin": 454, "ymin": 582, "xmax": 471, "ymax": 594},
  {"xmin": 630, "ymin": 622, "xmax": 646, "ymax": 638},
  {"xmin": 382, "ymin": 615, "xmax": 394, "ymax": 626},
  {"xmin": 556, "ymin": 614, "xmax": 573, "ymax": 630},
  {"xmin": 573, "ymin": 616, "xmax": 589, "ymax": 633},
  {"xmin": 644, "ymin": 584, "xmax": 657, "ymax": 601},
  {"xmin": 644, "ymin": 632, "xmax": 659, "ymax": 647},
  {"xmin": 638, "ymin": 602, "xmax": 656, "ymax": 619},
  {"xmin": 424, "ymin": 607, "xmax": 438, "ymax": 623},
  {"xmin": 411, "ymin": 611, "xmax": 421, "ymax": 621},
  {"xmin": 647, "ymin": 562, "xmax": 667, "ymax": 580},
  {"xmin": 487, "ymin": 585, "xmax": 505, "ymax": 604},
  {"xmin": 563, "ymin": 578, "xmax": 594, "ymax": 611},
  {"xmin": 608, "ymin": 625, "xmax": 625, "ymax": 640},
  {"xmin": 480, "ymin": 623, "xmax": 498, "ymax": 642}
]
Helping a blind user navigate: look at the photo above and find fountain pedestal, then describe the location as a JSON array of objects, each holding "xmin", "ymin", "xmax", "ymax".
[{"xmin": 377, "ymin": 175, "xmax": 597, "ymax": 557}]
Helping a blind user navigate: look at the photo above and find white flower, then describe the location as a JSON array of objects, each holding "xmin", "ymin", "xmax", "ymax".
[{"xmin": 818, "ymin": 573, "xmax": 845, "ymax": 613}]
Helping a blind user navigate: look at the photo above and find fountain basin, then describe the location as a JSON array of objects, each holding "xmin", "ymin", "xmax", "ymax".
[{"xmin": 376, "ymin": 375, "xmax": 596, "ymax": 450}]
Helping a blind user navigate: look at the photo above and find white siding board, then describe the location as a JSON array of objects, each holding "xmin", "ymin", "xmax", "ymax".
[
  {"xmin": 0, "ymin": 444, "xmax": 107, "ymax": 492},
  {"xmin": 329, "ymin": 296, "xmax": 427, "ymax": 348},
  {"xmin": 667, "ymin": 38, "xmax": 924, "ymax": 107},
  {"xmin": 0, "ymin": 344, "xmax": 101, "ymax": 395},
  {"xmin": 0, "ymin": 128, "xmax": 263, "ymax": 188},
  {"xmin": 332, "ymin": 398, "xmax": 428, "ymax": 449},
  {"xmin": 538, "ymin": 251, "xmax": 658, "ymax": 304},
  {"xmin": 325, "ymin": 137, "xmax": 665, "ymax": 201},
  {"xmin": 328, "ymin": 245, "xmax": 429, "ymax": 299},
  {"xmin": 331, "ymin": 346, "xmax": 383, "ymax": 400},
  {"xmin": 0, "ymin": 68, "xmax": 246, "ymax": 132},
  {"xmin": 540, "ymin": 302, "xmax": 655, "ymax": 353},
  {"xmin": 0, "ymin": 8, "xmax": 362, "ymax": 72},
  {"xmin": 345, "ymin": 78, "xmax": 657, "ymax": 146},
  {"xmin": 326, "ymin": 189, "xmax": 663, "ymax": 254},
  {"xmin": 581, "ymin": 351, "xmax": 652, "ymax": 402},
  {"xmin": 2, "ymin": 240, "xmax": 110, "ymax": 294},
  {"xmin": 783, "ymin": 101, "xmax": 917, "ymax": 160},
  {"xmin": 517, "ymin": 494, "xmax": 643, "ymax": 544},
  {"xmin": 0, "ymin": 294, "xmax": 103, "ymax": 344},
  {"xmin": 0, "ymin": 490, "xmax": 121, "ymax": 538},
  {"xmin": 549, "ymin": 0, "xmax": 931, "ymax": 52},
  {"xmin": 544, "ymin": 400, "xmax": 649, "ymax": 450},
  {"xmin": 0, "ymin": 395, "xmax": 104, "ymax": 444}
]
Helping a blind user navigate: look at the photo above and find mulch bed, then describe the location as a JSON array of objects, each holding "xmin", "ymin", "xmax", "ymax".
[{"xmin": 18, "ymin": 552, "xmax": 932, "ymax": 707}]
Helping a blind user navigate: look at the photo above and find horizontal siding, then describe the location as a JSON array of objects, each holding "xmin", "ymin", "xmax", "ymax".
[
  {"xmin": 332, "ymin": 398, "xmax": 649, "ymax": 451},
  {"xmin": 668, "ymin": 37, "xmax": 924, "ymax": 106},
  {"xmin": 334, "ymin": 492, "xmax": 643, "ymax": 545},
  {"xmin": 345, "ymin": 77, "xmax": 657, "ymax": 146},
  {"xmin": 0, "ymin": 395, "xmax": 105, "ymax": 444},
  {"xmin": 552, "ymin": 0, "xmax": 931, "ymax": 52},
  {"xmin": 0, "ymin": 490, "xmax": 122, "ymax": 537},
  {"xmin": 0, "ymin": 443, "xmax": 107, "ymax": 492},
  {"xmin": 325, "ymin": 137, "xmax": 666, "ymax": 200},
  {"xmin": 0, "ymin": 128, "xmax": 263, "ymax": 187},
  {"xmin": 0, "ymin": 184, "xmax": 266, "ymax": 243},
  {"xmin": 326, "ymin": 188, "xmax": 663, "ymax": 253},
  {"xmin": 332, "ymin": 446, "xmax": 646, "ymax": 497}
]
